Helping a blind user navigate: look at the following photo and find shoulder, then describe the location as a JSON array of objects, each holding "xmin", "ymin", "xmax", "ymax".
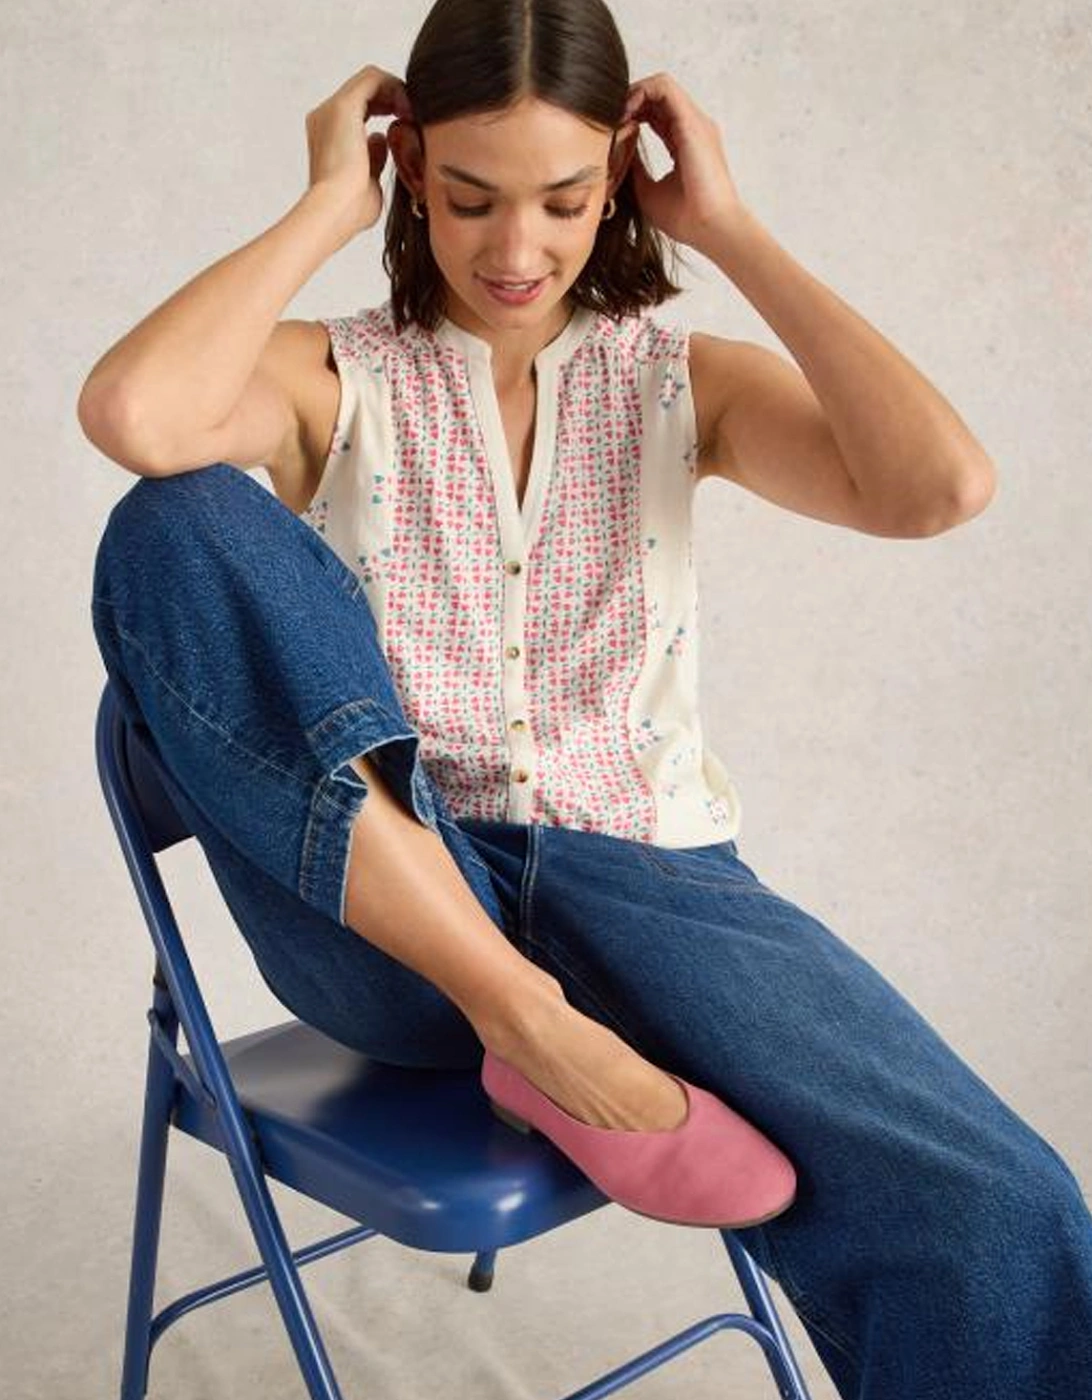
[
  {"xmin": 255, "ymin": 305, "xmax": 411, "ymax": 515},
  {"xmin": 685, "ymin": 328, "xmax": 774, "ymax": 478},
  {"xmin": 318, "ymin": 300, "xmax": 418, "ymax": 373},
  {"xmin": 584, "ymin": 307, "xmax": 690, "ymax": 367}
]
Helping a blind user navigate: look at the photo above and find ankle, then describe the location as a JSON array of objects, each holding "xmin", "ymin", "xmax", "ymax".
[{"xmin": 472, "ymin": 970, "xmax": 567, "ymax": 1060}]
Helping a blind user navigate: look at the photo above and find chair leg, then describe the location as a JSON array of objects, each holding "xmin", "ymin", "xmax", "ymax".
[
  {"xmin": 222, "ymin": 1134, "xmax": 347, "ymax": 1399},
  {"xmin": 720, "ymin": 1232, "xmax": 814, "ymax": 1400},
  {"xmin": 123, "ymin": 979, "xmax": 347, "ymax": 1400},
  {"xmin": 467, "ymin": 1248, "xmax": 497, "ymax": 1292},
  {"xmin": 119, "ymin": 987, "xmax": 179, "ymax": 1400}
]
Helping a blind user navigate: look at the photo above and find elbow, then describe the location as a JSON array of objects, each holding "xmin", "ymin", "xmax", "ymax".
[
  {"xmin": 916, "ymin": 456, "xmax": 999, "ymax": 537},
  {"xmin": 76, "ymin": 379, "xmax": 111, "ymax": 444},
  {"xmin": 76, "ymin": 382, "xmax": 164, "ymax": 476},
  {"xmin": 76, "ymin": 378, "xmax": 128, "ymax": 449}
]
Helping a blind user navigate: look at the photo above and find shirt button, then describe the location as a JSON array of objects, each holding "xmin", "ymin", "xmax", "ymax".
[
  {"xmin": 505, "ymin": 560, "xmax": 523, "ymax": 575},
  {"xmin": 505, "ymin": 644, "xmax": 521, "ymax": 659},
  {"xmin": 510, "ymin": 718, "xmax": 527, "ymax": 731},
  {"xmin": 512, "ymin": 768, "xmax": 530, "ymax": 783}
]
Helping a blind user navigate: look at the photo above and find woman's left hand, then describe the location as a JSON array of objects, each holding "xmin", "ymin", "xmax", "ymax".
[{"xmin": 617, "ymin": 72, "xmax": 746, "ymax": 253}]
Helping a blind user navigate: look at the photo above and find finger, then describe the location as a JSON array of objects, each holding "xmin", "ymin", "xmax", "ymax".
[
  {"xmin": 631, "ymin": 106, "xmax": 677, "ymax": 161},
  {"xmin": 339, "ymin": 65, "xmax": 411, "ymax": 119},
  {"xmin": 623, "ymin": 86, "xmax": 643, "ymax": 117},
  {"xmin": 625, "ymin": 72, "xmax": 672, "ymax": 105},
  {"xmin": 367, "ymin": 131, "xmax": 388, "ymax": 178},
  {"xmin": 378, "ymin": 78, "xmax": 414, "ymax": 120},
  {"xmin": 367, "ymin": 86, "xmax": 410, "ymax": 118},
  {"xmin": 624, "ymin": 80, "xmax": 677, "ymax": 140}
]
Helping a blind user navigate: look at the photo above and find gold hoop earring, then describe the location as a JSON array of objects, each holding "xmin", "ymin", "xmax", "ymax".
[
  {"xmin": 411, "ymin": 196, "xmax": 426, "ymax": 219},
  {"xmin": 600, "ymin": 196, "xmax": 616, "ymax": 220}
]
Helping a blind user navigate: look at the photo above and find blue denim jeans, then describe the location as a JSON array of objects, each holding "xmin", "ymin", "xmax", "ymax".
[{"xmin": 91, "ymin": 462, "xmax": 1092, "ymax": 1399}]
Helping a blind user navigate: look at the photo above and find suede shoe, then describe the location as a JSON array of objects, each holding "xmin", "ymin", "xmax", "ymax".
[{"xmin": 482, "ymin": 1047, "xmax": 796, "ymax": 1229}]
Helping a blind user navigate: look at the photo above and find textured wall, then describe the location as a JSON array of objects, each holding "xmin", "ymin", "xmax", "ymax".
[{"xmin": 3, "ymin": 1, "xmax": 1089, "ymax": 1396}]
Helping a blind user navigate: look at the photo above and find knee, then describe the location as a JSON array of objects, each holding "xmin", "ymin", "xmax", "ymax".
[
  {"xmin": 106, "ymin": 461, "xmax": 245, "ymax": 547},
  {"xmin": 1015, "ymin": 1145, "xmax": 1092, "ymax": 1245},
  {"xmin": 940, "ymin": 1139, "xmax": 1091, "ymax": 1270},
  {"xmin": 93, "ymin": 463, "xmax": 257, "ymax": 600}
]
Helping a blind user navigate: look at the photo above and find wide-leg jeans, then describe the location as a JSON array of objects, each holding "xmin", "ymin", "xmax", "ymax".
[{"xmin": 90, "ymin": 462, "xmax": 1092, "ymax": 1399}]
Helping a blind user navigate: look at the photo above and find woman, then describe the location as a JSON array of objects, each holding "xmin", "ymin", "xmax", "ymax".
[{"xmin": 80, "ymin": 0, "xmax": 1092, "ymax": 1395}]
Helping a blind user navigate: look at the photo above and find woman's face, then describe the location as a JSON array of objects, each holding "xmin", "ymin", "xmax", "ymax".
[{"xmin": 391, "ymin": 96, "xmax": 630, "ymax": 338}]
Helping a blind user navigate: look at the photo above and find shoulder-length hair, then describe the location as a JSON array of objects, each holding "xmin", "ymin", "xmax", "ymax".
[{"xmin": 383, "ymin": 0, "xmax": 687, "ymax": 334}]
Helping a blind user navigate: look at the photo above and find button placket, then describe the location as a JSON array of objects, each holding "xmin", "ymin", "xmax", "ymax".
[
  {"xmin": 502, "ymin": 552, "xmax": 535, "ymax": 817},
  {"xmin": 434, "ymin": 307, "xmax": 596, "ymax": 824}
]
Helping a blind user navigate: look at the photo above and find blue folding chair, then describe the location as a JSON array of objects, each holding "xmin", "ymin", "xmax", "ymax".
[{"xmin": 95, "ymin": 677, "xmax": 814, "ymax": 1400}]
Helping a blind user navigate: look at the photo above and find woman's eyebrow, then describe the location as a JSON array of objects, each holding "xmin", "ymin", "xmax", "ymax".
[{"xmin": 437, "ymin": 163, "xmax": 603, "ymax": 192}]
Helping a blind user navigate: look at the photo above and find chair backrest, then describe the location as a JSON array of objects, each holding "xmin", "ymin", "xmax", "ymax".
[
  {"xmin": 98, "ymin": 683, "xmax": 192, "ymax": 853},
  {"xmin": 94, "ymin": 679, "xmax": 264, "ymax": 1141}
]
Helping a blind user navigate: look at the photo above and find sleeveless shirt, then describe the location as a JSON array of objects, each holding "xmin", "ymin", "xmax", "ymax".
[{"xmin": 301, "ymin": 297, "xmax": 743, "ymax": 847}]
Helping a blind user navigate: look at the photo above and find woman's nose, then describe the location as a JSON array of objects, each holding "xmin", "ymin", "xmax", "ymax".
[{"xmin": 490, "ymin": 210, "xmax": 545, "ymax": 265}]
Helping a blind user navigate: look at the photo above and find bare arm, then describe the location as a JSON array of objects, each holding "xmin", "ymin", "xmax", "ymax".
[
  {"xmin": 76, "ymin": 63, "xmax": 413, "ymax": 474},
  {"xmin": 76, "ymin": 183, "xmax": 359, "ymax": 469},
  {"xmin": 696, "ymin": 209, "xmax": 997, "ymax": 537}
]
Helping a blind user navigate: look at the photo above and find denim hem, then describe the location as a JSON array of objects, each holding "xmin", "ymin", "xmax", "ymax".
[{"xmin": 299, "ymin": 697, "xmax": 437, "ymax": 924}]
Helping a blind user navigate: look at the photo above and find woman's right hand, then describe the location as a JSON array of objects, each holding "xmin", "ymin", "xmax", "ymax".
[{"xmin": 305, "ymin": 64, "xmax": 416, "ymax": 235}]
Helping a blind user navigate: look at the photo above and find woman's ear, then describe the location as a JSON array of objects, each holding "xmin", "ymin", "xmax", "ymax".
[
  {"xmin": 607, "ymin": 120, "xmax": 640, "ymax": 199},
  {"xmin": 386, "ymin": 119, "xmax": 426, "ymax": 201}
]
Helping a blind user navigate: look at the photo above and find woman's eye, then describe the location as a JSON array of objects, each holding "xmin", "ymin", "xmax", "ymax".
[{"xmin": 449, "ymin": 202, "xmax": 588, "ymax": 220}]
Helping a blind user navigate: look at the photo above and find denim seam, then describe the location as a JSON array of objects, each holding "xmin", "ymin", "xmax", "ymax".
[
  {"xmin": 515, "ymin": 824, "xmax": 542, "ymax": 961},
  {"xmin": 519, "ymin": 839, "xmax": 641, "ymax": 1043},
  {"xmin": 521, "ymin": 832, "xmax": 708, "ymax": 1053},
  {"xmin": 304, "ymin": 695, "xmax": 399, "ymax": 745},
  {"xmin": 436, "ymin": 816, "xmax": 493, "ymax": 874},
  {"xmin": 299, "ymin": 728, "xmax": 444, "ymax": 917},
  {"xmin": 109, "ymin": 621, "xmax": 312, "ymax": 789},
  {"xmin": 773, "ymin": 1280, "xmax": 862, "ymax": 1381},
  {"xmin": 299, "ymin": 773, "xmax": 367, "ymax": 918},
  {"xmin": 637, "ymin": 846, "xmax": 789, "ymax": 900},
  {"xmin": 519, "ymin": 933, "xmax": 638, "ymax": 1043},
  {"xmin": 110, "ymin": 622, "xmax": 407, "ymax": 802},
  {"xmin": 743, "ymin": 1224, "xmax": 863, "ymax": 1373}
]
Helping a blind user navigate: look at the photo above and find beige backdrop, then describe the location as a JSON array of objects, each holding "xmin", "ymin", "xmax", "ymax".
[{"xmin": 3, "ymin": 0, "xmax": 1090, "ymax": 1396}]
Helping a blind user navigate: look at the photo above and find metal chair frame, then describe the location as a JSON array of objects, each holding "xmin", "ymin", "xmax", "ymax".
[{"xmin": 95, "ymin": 679, "xmax": 814, "ymax": 1400}]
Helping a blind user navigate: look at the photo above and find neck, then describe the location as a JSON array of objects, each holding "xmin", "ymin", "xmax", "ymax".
[{"xmin": 442, "ymin": 291, "xmax": 576, "ymax": 385}]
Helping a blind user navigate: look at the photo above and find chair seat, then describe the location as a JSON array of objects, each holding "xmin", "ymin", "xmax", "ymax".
[{"xmin": 174, "ymin": 1019, "xmax": 607, "ymax": 1253}]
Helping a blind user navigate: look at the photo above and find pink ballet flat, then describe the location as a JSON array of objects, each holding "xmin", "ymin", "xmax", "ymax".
[{"xmin": 481, "ymin": 1048, "xmax": 797, "ymax": 1229}]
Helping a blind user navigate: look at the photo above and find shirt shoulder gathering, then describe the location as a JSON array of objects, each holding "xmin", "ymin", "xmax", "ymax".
[{"xmin": 321, "ymin": 299, "xmax": 690, "ymax": 374}]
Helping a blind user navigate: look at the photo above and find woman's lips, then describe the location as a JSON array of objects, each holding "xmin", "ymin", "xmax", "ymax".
[{"xmin": 479, "ymin": 275, "xmax": 548, "ymax": 304}]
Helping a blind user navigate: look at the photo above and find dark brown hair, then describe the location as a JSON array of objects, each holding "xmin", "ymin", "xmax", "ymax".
[{"xmin": 382, "ymin": 0, "xmax": 688, "ymax": 333}]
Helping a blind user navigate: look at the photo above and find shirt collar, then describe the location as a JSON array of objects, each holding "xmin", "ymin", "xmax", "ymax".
[{"xmin": 433, "ymin": 302, "xmax": 597, "ymax": 372}]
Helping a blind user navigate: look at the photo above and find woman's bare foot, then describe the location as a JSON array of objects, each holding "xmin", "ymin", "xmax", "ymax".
[{"xmin": 482, "ymin": 984, "xmax": 689, "ymax": 1134}]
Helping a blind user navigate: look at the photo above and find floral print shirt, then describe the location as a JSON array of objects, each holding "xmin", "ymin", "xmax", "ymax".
[{"xmin": 302, "ymin": 298, "xmax": 742, "ymax": 845}]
